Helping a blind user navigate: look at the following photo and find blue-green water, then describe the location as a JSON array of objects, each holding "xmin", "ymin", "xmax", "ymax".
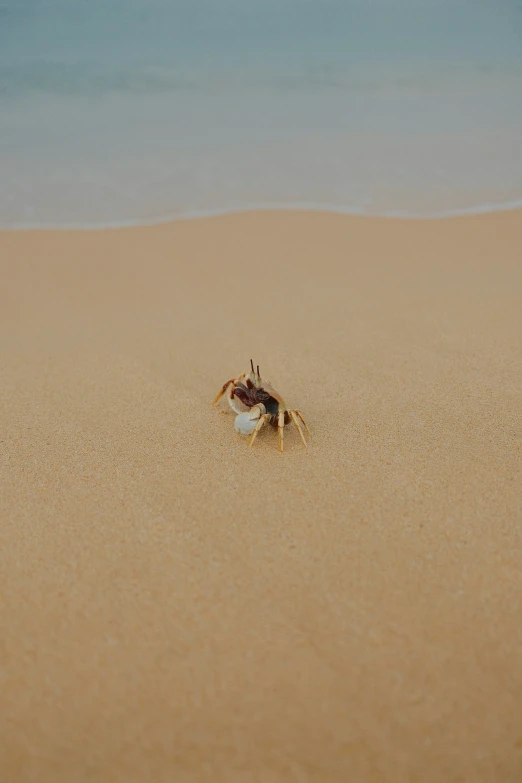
[{"xmin": 1, "ymin": 0, "xmax": 522, "ymax": 226}]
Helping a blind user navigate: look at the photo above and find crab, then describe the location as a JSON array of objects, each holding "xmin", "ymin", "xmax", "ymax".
[{"xmin": 213, "ymin": 360, "xmax": 310, "ymax": 452}]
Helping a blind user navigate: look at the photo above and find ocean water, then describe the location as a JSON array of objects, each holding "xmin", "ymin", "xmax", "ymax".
[{"xmin": 1, "ymin": 0, "xmax": 522, "ymax": 227}]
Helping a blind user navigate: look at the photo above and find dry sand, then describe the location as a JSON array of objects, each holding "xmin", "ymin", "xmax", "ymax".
[{"xmin": 1, "ymin": 210, "xmax": 521, "ymax": 782}]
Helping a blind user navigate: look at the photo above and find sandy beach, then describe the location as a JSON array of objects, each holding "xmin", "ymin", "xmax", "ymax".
[{"xmin": 1, "ymin": 209, "xmax": 521, "ymax": 782}]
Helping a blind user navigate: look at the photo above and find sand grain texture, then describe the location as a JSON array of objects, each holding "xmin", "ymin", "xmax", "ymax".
[{"xmin": 1, "ymin": 211, "xmax": 522, "ymax": 782}]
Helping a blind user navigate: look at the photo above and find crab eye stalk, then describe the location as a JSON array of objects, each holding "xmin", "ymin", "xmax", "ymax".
[{"xmin": 250, "ymin": 359, "xmax": 255, "ymax": 373}]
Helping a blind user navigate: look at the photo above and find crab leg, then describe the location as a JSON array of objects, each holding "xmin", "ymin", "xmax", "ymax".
[
  {"xmin": 289, "ymin": 410, "xmax": 307, "ymax": 449},
  {"xmin": 213, "ymin": 379, "xmax": 235, "ymax": 406},
  {"xmin": 294, "ymin": 410, "xmax": 310, "ymax": 436},
  {"xmin": 227, "ymin": 372, "xmax": 249, "ymax": 414},
  {"xmin": 213, "ymin": 372, "xmax": 248, "ymax": 413},
  {"xmin": 249, "ymin": 413, "xmax": 270, "ymax": 447},
  {"xmin": 278, "ymin": 411, "xmax": 285, "ymax": 452}
]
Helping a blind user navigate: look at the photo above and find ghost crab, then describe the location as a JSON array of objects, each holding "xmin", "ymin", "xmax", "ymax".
[{"xmin": 213, "ymin": 360, "xmax": 310, "ymax": 452}]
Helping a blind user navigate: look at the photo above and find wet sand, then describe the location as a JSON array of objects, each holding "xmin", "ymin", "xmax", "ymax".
[{"xmin": 1, "ymin": 210, "xmax": 521, "ymax": 782}]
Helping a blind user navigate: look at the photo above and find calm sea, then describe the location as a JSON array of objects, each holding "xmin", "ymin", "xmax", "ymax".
[{"xmin": 1, "ymin": 0, "xmax": 522, "ymax": 227}]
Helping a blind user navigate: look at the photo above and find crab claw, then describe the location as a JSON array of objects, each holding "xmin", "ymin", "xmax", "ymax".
[
  {"xmin": 234, "ymin": 412, "xmax": 257, "ymax": 435},
  {"xmin": 234, "ymin": 404, "xmax": 265, "ymax": 436}
]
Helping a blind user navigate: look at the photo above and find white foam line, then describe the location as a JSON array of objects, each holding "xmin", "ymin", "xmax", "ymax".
[{"xmin": 2, "ymin": 197, "xmax": 522, "ymax": 231}]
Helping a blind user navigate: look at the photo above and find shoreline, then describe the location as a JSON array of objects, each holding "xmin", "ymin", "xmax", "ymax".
[
  {"xmin": 2, "ymin": 207, "xmax": 522, "ymax": 782},
  {"xmin": 2, "ymin": 196, "xmax": 522, "ymax": 232}
]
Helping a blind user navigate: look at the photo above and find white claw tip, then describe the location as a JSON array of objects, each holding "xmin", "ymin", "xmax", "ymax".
[{"xmin": 234, "ymin": 412, "xmax": 258, "ymax": 436}]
